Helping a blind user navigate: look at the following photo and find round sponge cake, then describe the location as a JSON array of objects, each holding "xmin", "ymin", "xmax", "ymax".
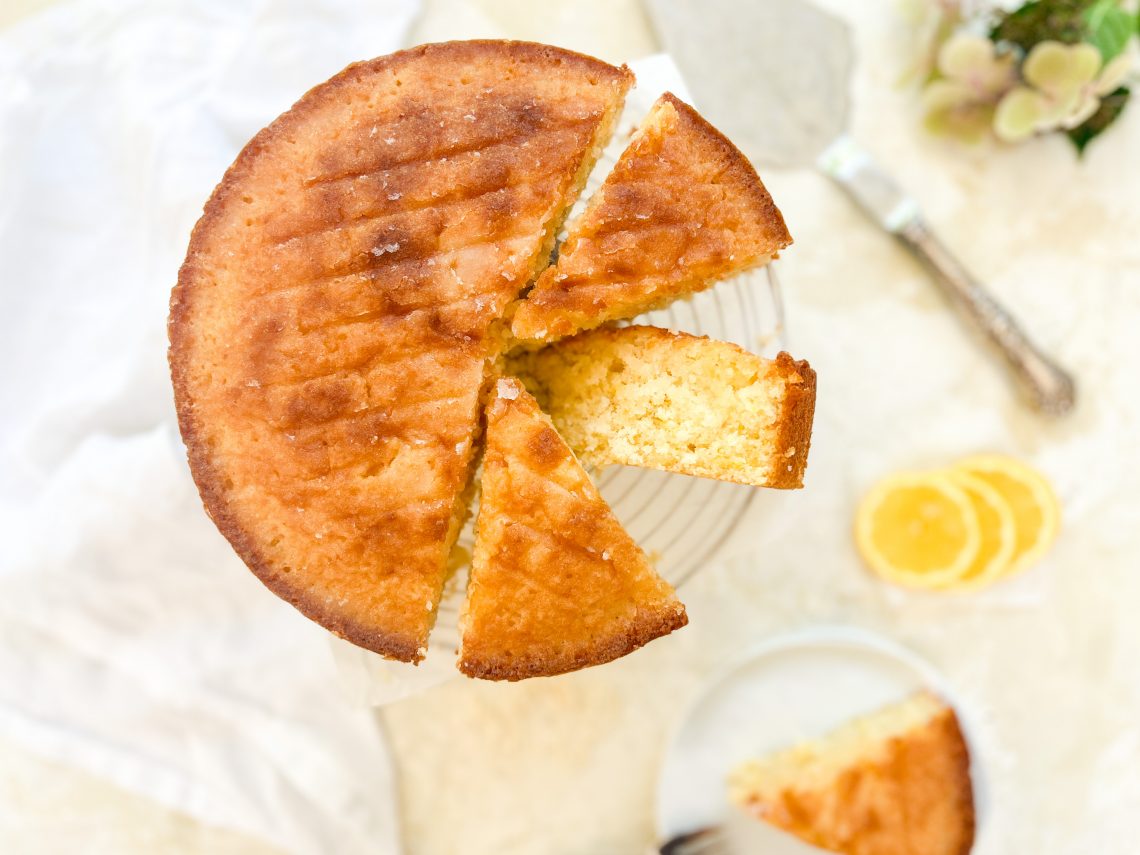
[{"xmin": 169, "ymin": 42, "xmax": 632, "ymax": 662}]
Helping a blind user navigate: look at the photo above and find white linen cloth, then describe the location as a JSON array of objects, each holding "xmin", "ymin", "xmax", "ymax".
[{"xmin": 0, "ymin": 1, "xmax": 419, "ymax": 853}]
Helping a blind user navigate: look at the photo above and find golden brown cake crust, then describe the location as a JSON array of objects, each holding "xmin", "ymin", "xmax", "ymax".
[
  {"xmin": 512, "ymin": 91, "xmax": 792, "ymax": 342},
  {"xmin": 743, "ymin": 706, "xmax": 975, "ymax": 855},
  {"xmin": 170, "ymin": 41, "xmax": 632, "ymax": 662},
  {"xmin": 457, "ymin": 378, "xmax": 687, "ymax": 680},
  {"xmin": 769, "ymin": 352, "xmax": 817, "ymax": 490},
  {"xmin": 458, "ymin": 605, "xmax": 687, "ymax": 681}
]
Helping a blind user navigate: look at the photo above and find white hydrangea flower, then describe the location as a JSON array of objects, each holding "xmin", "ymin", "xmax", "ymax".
[
  {"xmin": 922, "ymin": 33, "xmax": 1017, "ymax": 143},
  {"xmin": 994, "ymin": 41, "xmax": 1137, "ymax": 142}
]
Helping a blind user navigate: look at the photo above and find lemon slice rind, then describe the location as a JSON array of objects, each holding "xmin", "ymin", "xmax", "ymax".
[
  {"xmin": 855, "ymin": 471, "xmax": 982, "ymax": 590},
  {"xmin": 940, "ymin": 469, "xmax": 1017, "ymax": 591},
  {"xmin": 954, "ymin": 454, "xmax": 1060, "ymax": 582}
]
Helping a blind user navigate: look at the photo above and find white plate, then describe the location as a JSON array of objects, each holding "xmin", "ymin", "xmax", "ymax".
[{"xmin": 656, "ymin": 626, "xmax": 987, "ymax": 850}]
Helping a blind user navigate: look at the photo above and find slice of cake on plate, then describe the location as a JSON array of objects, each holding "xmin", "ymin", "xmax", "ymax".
[
  {"xmin": 457, "ymin": 377, "xmax": 687, "ymax": 680},
  {"xmin": 169, "ymin": 41, "xmax": 632, "ymax": 663},
  {"xmin": 728, "ymin": 691, "xmax": 976, "ymax": 855},
  {"xmin": 511, "ymin": 92, "xmax": 792, "ymax": 344},
  {"xmin": 508, "ymin": 325, "xmax": 815, "ymax": 488}
]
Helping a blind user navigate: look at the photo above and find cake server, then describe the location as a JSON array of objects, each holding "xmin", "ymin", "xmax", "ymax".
[
  {"xmin": 658, "ymin": 806, "xmax": 836, "ymax": 854},
  {"xmin": 646, "ymin": 0, "xmax": 1076, "ymax": 415}
]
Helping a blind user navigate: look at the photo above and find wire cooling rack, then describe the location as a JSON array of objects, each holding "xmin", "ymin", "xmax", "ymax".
[
  {"xmin": 429, "ymin": 65, "xmax": 788, "ymax": 653},
  {"xmin": 429, "ymin": 266, "xmax": 787, "ymax": 653}
]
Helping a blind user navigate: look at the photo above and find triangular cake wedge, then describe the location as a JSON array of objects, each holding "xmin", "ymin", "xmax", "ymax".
[
  {"xmin": 458, "ymin": 378, "xmax": 687, "ymax": 680},
  {"xmin": 729, "ymin": 691, "xmax": 976, "ymax": 855},
  {"xmin": 511, "ymin": 92, "xmax": 792, "ymax": 343},
  {"xmin": 169, "ymin": 42, "xmax": 632, "ymax": 662},
  {"xmin": 508, "ymin": 326, "xmax": 816, "ymax": 489}
]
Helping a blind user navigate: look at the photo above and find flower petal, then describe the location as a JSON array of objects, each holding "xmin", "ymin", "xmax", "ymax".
[
  {"xmin": 976, "ymin": 51, "xmax": 1017, "ymax": 96},
  {"xmin": 922, "ymin": 79, "xmax": 999, "ymax": 144},
  {"xmin": 1095, "ymin": 52, "xmax": 1135, "ymax": 96},
  {"xmin": 1024, "ymin": 41, "xmax": 1102, "ymax": 94},
  {"xmin": 921, "ymin": 80, "xmax": 975, "ymax": 111},
  {"xmin": 938, "ymin": 34, "xmax": 998, "ymax": 79},
  {"xmin": 993, "ymin": 87, "xmax": 1048, "ymax": 142},
  {"xmin": 1062, "ymin": 94, "xmax": 1102, "ymax": 129},
  {"xmin": 1069, "ymin": 43, "xmax": 1106, "ymax": 86},
  {"xmin": 937, "ymin": 33, "xmax": 1015, "ymax": 95},
  {"xmin": 925, "ymin": 101, "xmax": 995, "ymax": 144},
  {"xmin": 1040, "ymin": 89, "xmax": 1085, "ymax": 127}
]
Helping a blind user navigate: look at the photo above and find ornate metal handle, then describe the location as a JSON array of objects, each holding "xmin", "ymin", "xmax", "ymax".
[
  {"xmin": 895, "ymin": 219, "xmax": 1076, "ymax": 415},
  {"xmin": 818, "ymin": 136, "xmax": 1076, "ymax": 416}
]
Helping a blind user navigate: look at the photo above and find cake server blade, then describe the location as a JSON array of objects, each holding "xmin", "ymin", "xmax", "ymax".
[{"xmin": 645, "ymin": 0, "xmax": 1076, "ymax": 415}]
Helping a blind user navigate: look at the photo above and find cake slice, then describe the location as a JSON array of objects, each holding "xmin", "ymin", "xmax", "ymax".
[
  {"xmin": 728, "ymin": 692, "xmax": 976, "ymax": 855},
  {"xmin": 169, "ymin": 42, "xmax": 632, "ymax": 663},
  {"xmin": 511, "ymin": 92, "xmax": 792, "ymax": 343},
  {"xmin": 457, "ymin": 377, "xmax": 687, "ymax": 680},
  {"xmin": 507, "ymin": 326, "xmax": 816, "ymax": 489}
]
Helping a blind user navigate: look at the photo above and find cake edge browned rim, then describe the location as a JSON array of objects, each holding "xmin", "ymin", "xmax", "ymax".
[
  {"xmin": 457, "ymin": 602, "xmax": 688, "ymax": 681},
  {"xmin": 658, "ymin": 91, "xmax": 793, "ymax": 253},
  {"xmin": 939, "ymin": 705, "xmax": 978, "ymax": 855},
  {"xmin": 769, "ymin": 351, "xmax": 817, "ymax": 490}
]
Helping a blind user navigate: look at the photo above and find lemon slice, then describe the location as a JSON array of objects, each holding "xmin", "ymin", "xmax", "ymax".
[
  {"xmin": 941, "ymin": 470, "xmax": 1016, "ymax": 591},
  {"xmin": 855, "ymin": 472, "xmax": 981, "ymax": 589},
  {"xmin": 953, "ymin": 454, "xmax": 1060, "ymax": 581}
]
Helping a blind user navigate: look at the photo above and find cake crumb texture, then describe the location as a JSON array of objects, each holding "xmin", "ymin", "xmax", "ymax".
[{"xmin": 508, "ymin": 325, "xmax": 815, "ymax": 488}]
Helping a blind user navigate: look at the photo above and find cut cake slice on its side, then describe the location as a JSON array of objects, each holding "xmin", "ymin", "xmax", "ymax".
[
  {"xmin": 508, "ymin": 325, "xmax": 816, "ymax": 489},
  {"xmin": 728, "ymin": 691, "xmax": 976, "ymax": 855}
]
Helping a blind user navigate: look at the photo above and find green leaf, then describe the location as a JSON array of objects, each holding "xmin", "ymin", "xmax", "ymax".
[
  {"xmin": 1083, "ymin": 0, "xmax": 1137, "ymax": 61},
  {"xmin": 1067, "ymin": 86, "xmax": 1131, "ymax": 154},
  {"xmin": 991, "ymin": 0, "xmax": 1093, "ymax": 52}
]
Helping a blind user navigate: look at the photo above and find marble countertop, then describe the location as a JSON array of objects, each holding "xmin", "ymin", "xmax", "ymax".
[{"xmin": 4, "ymin": 0, "xmax": 1139, "ymax": 853}]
